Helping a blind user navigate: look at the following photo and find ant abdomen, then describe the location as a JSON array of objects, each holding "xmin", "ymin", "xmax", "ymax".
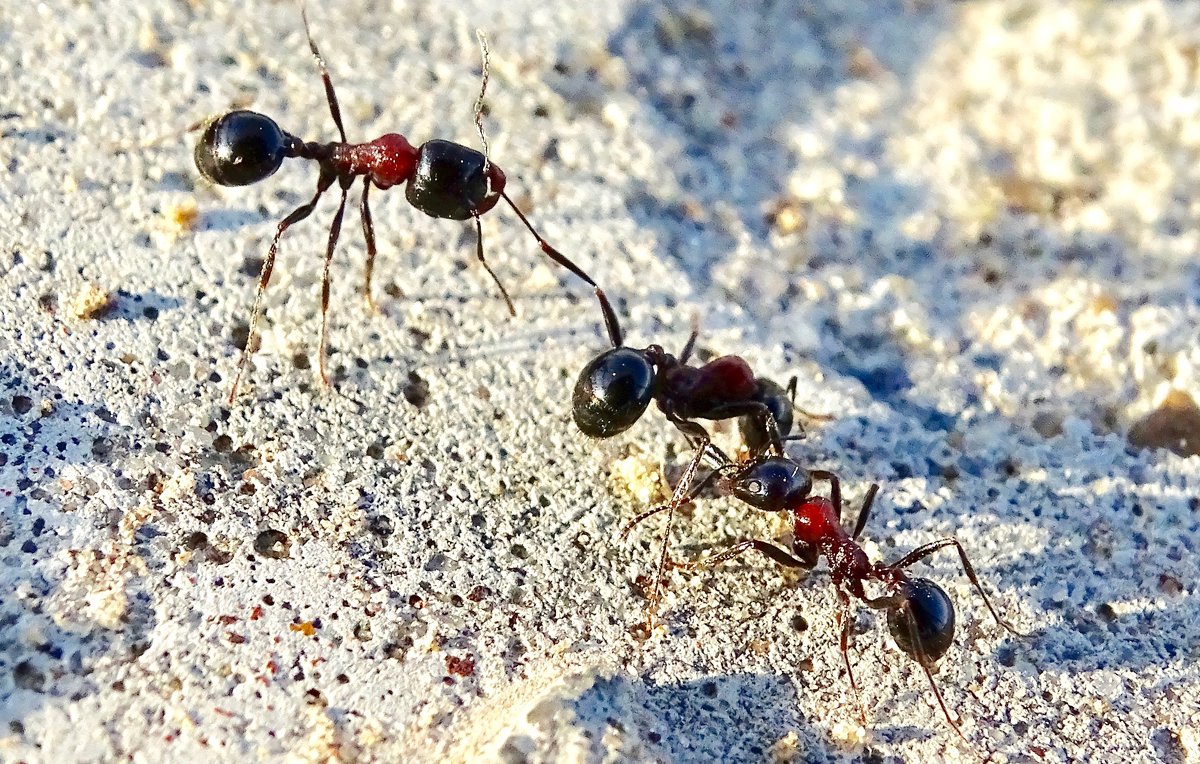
[
  {"xmin": 888, "ymin": 577, "xmax": 956, "ymax": 664},
  {"xmin": 406, "ymin": 139, "xmax": 494, "ymax": 220},
  {"xmin": 572, "ymin": 347, "xmax": 657, "ymax": 438},
  {"xmin": 195, "ymin": 110, "xmax": 291, "ymax": 187}
]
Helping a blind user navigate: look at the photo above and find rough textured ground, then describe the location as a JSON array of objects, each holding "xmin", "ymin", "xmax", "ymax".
[{"xmin": 2, "ymin": 1, "xmax": 1199, "ymax": 762}]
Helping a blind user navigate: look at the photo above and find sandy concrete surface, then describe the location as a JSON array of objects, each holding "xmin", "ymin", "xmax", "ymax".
[{"xmin": 1, "ymin": 0, "xmax": 1199, "ymax": 761}]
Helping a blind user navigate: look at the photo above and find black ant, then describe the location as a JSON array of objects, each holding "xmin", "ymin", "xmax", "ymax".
[
  {"xmin": 195, "ymin": 8, "xmax": 607, "ymax": 402},
  {"xmin": 572, "ymin": 289, "xmax": 825, "ymax": 623},
  {"xmin": 649, "ymin": 444, "xmax": 1022, "ymax": 741}
]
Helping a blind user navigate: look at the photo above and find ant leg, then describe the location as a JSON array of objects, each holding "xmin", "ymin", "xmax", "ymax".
[
  {"xmin": 620, "ymin": 503, "xmax": 670, "ymax": 539},
  {"xmin": 643, "ymin": 437, "xmax": 710, "ymax": 629},
  {"xmin": 784, "ymin": 375, "xmax": 834, "ymax": 424},
  {"xmin": 673, "ymin": 418, "xmax": 737, "ymax": 471},
  {"xmin": 724, "ymin": 403, "xmax": 785, "ymax": 456},
  {"xmin": 699, "ymin": 439, "xmax": 733, "ymax": 469},
  {"xmin": 615, "ymin": 440, "xmax": 710, "ymax": 539},
  {"xmin": 498, "ymin": 193, "xmax": 618, "ymax": 348},
  {"xmin": 699, "ymin": 401, "xmax": 785, "ymax": 455},
  {"xmin": 810, "ymin": 470, "xmax": 842, "ymax": 519},
  {"xmin": 726, "ymin": 403, "xmax": 787, "ymax": 456},
  {"xmin": 836, "ymin": 598, "xmax": 867, "ymax": 724},
  {"xmin": 360, "ymin": 181, "xmax": 378, "ymax": 312},
  {"xmin": 624, "ymin": 419, "xmax": 724, "ymax": 539},
  {"xmin": 299, "ymin": 3, "xmax": 347, "ymax": 142},
  {"xmin": 316, "ymin": 184, "xmax": 350, "ymax": 388},
  {"xmin": 850, "ymin": 484, "xmax": 880, "ymax": 541},
  {"xmin": 498, "ymin": 192, "xmax": 598, "ymax": 288},
  {"xmin": 675, "ymin": 537, "xmax": 817, "ymax": 572},
  {"xmin": 228, "ymin": 170, "xmax": 335, "ymax": 403},
  {"xmin": 763, "ymin": 410, "xmax": 785, "ymax": 455},
  {"xmin": 810, "ymin": 470, "xmax": 884, "ymax": 539},
  {"xmin": 678, "ymin": 316, "xmax": 699, "ymax": 364},
  {"xmin": 887, "ymin": 537, "xmax": 1022, "ymax": 636},
  {"xmin": 676, "ymin": 466, "xmax": 724, "ymax": 508},
  {"xmin": 498, "ymin": 191, "xmax": 615, "ymax": 331},
  {"xmin": 618, "ymin": 419, "xmax": 722, "ymax": 539},
  {"xmin": 685, "ymin": 465, "xmax": 727, "ymax": 496},
  {"xmin": 900, "ymin": 600, "xmax": 971, "ymax": 744},
  {"xmin": 670, "ymin": 417, "xmax": 717, "ymax": 454},
  {"xmin": 472, "ymin": 214, "xmax": 517, "ymax": 317},
  {"xmin": 784, "ymin": 376, "xmax": 807, "ymax": 441},
  {"xmin": 595, "ymin": 287, "xmax": 624, "ymax": 348},
  {"xmin": 620, "ymin": 460, "xmax": 739, "ymax": 539}
]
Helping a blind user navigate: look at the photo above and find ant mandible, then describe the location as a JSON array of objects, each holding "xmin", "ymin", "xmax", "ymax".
[
  {"xmin": 572, "ymin": 289, "xmax": 826, "ymax": 624},
  {"xmin": 195, "ymin": 8, "xmax": 607, "ymax": 402},
  {"xmin": 666, "ymin": 445, "xmax": 1023, "ymax": 741}
]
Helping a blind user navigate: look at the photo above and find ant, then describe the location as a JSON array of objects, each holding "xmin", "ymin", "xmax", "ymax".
[
  {"xmin": 651, "ymin": 444, "xmax": 1022, "ymax": 741},
  {"xmin": 572, "ymin": 290, "xmax": 803, "ymax": 453},
  {"xmin": 572, "ymin": 288, "xmax": 827, "ymax": 623},
  {"xmin": 195, "ymin": 8, "xmax": 607, "ymax": 402}
]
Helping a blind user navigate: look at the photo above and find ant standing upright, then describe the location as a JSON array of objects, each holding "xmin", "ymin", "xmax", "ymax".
[
  {"xmin": 195, "ymin": 8, "xmax": 609, "ymax": 402},
  {"xmin": 572, "ymin": 289, "xmax": 828, "ymax": 624},
  {"xmin": 657, "ymin": 443, "xmax": 1023, "ymax": 741}
]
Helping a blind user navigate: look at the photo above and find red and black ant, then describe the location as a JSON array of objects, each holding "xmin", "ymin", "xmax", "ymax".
[
  {"xmin": 572, "ymin": 290, "xmax": 803, "ymax": 453},
  {"xmin": 195, "ymin": 9, "xmax": 607, "ymax": 402},
  {"xmin": 648, "ymin": 444, "xmax": 1023, "ymax": 741},
  {"xmin": 571, "ymin": 289, "xmax": 827, "ymax": 623}
]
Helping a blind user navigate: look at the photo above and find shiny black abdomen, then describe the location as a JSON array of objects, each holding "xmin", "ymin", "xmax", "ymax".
[
  {"xmin": 572, "ymin": 348, "xmax": 657, "ymax": 438},
  {"xmin": 887, "ymin": 577, "xmax": 956, "ymax": 664},
  {"xmin": 194, "ymin": 110, "xmax": 289, "ymax": 187}
]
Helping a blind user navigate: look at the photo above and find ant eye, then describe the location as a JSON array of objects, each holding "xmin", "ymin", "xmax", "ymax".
[{"xmin": 746, "ymin": 479, "xmax": 764, "ymax": 495}]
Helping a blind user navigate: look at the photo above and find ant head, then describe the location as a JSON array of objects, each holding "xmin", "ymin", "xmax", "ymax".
[
  {"xmin": 406, "ymin": 140, "xmax": 494, "ymax": 220},
  {"xmin": 728, "ymin": 456, "xmax": 811, "ymax": 512},
  {"xmin": 740, "ymin": 378, "xmax": 794, "ymax": 454},
  {"xmin": 195, "ymin": 110, "xmax": 290, "ymax": 187},
  {"xmin": 887, "ymin": 577, "xmax": 956, "ymax": 665},
  {"xmin": 572, "ymin": 347, "xmax": 657, "ymax": 438},
  {"xmin": 471, "ymin": 163, "xmax": 506, "ymax": 215},
  {"xmin": 487, "ymin": 163, "xmax": 507, "ymax": 193}
]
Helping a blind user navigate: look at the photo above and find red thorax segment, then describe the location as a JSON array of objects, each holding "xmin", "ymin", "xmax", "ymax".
[
  {"xmin": 335, "ymin": 134, "xmax": 419, "ymax": 190},
  {"xmin": 792, "ymin": 496, "xmax": 844, "ymax": 547},
  {"xmin": 663, "ymin": 356, "xmax": 760, "ymax": 413},
  {"xmin": 795, "ymin": 496, "xmax": 906, "ymax": 597}
]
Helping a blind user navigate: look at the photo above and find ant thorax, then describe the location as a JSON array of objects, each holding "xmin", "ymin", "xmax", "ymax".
[
  {"xmin": 661, "ymin": 355, "xmax": 759, "ymax": 412},
  {"xmin": 791, "ymin": 495, "xmax": 843, "ymax": 545},
  {"xmin": 332, "ymin": 134, "xmax": 417, "ymax": 189}
]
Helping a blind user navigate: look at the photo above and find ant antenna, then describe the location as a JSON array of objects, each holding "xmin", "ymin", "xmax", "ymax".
[
  {"xmin": 595, "ymin": 287, "xmax": 624, "ymax": 347},
  {"xmin": 474, "ymin": 29, "xmax": 492, "ymax": 175},
  {"xmin": 299, "ymin": 1, "xmax": 347, "ymax": 142}
]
